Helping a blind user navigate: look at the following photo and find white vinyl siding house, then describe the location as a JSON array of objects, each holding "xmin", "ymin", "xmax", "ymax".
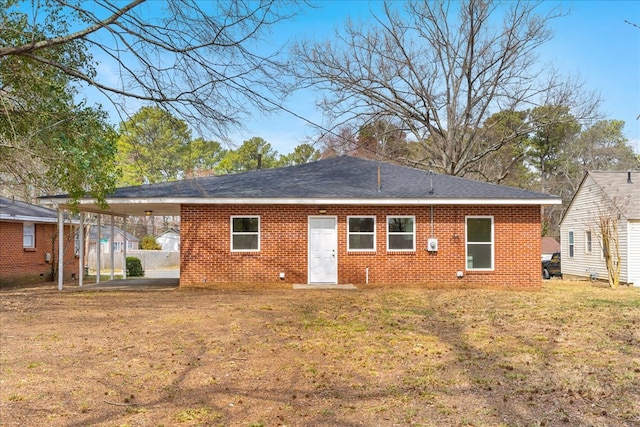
[
  {"xmin": 629, "ymin": 221, "xmax": 640, "ymax": 286},
  {"xmin": 560, "ymin": 171, "xmax": 639, "ymax": 286},
  {"xmin": 156, "ymin": 229, "xmax": 180, "ymax": 251}
]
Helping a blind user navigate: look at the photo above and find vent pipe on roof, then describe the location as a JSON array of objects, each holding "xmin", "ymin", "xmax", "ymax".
[
  {"xmin": 428, "ymin": 161, "xmax": 435, "ymax": 195},
  {"xmin": 377, "ymin": 165, "xmax": 381, "ymax": 192},
  {"xmin": 428, "ymin": 171, "xmax": 435, "ymax": 195},
  {"xmin": 628, "ymin": 171, "xmax": 632, "ymax": 184}
]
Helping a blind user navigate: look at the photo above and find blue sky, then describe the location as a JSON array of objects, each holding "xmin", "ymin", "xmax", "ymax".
[
  {"xmin": 232, "ymin": 0, "xmax": 640, "ymax": 155},
  {"xmin": 82, "ymin": 1, "xmax": 640, "ymax": 155}
]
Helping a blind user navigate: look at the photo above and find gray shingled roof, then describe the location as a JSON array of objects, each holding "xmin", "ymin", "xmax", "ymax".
[
  {"xmin": 88, "ymin": 225, "xmax": 139, "ymax": 242},
  {"xmin": 106, "ymin": 156, "xmax": 558, "ymax": 201},
  {"xmin": 0, "ymin": 196, "xmax": 59, "ymax": 222},
  {"xmin": 589, "ymin": 171, "xmax": 640, "ymax": 219}
]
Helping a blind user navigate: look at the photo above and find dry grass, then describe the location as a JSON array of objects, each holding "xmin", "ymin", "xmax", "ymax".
[{"xmin": 1, "ymin": 280, "xmax": 639, "ymax": 426}]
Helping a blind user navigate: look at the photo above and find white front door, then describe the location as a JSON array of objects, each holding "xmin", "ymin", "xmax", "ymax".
[{"xmin": 308, "ymin": 216, "xmax": 338, "ymax": 284}]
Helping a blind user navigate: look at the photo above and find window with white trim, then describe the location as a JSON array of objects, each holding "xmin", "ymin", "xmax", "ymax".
[
  {"xmin": 585, "ymin": 230, "xmax": 592, "ymax": 254},
  {"xmin": 568, "ymin": 231, "xmax": 574, "ymax": 258},
  {"xmin": 23, "ymin": 222, "xmax": 35, "ymax": 248},
  {"xmin": 347, "ymin": 216, "xmax": 376, "ymax": 251},
  {"xmin": 466, "ymin": 216, "xmax": 493, "ymax": 270},
  {"xmin": 113, "ymin": 242, "xmax": 133, "ymax": 252},
  {"xmin": 231, "ymin": 216, "xmax": 260, "ymax": 251},
  {"xmin": 387, "ymin": 216, "xmax": 415, "ymax": 251}
]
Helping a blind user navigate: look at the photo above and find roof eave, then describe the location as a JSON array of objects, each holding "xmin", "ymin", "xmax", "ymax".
[
  {"xmin": 173, "ymin": 197, "xmax": 562, "ymax": 206},
  {"xmin": 45, "ymin": 196, "xmax": 562, "ymax": 206},
  {"xmin": 0, "ymin": 214, "xmax": 80, "ymax": 224}
]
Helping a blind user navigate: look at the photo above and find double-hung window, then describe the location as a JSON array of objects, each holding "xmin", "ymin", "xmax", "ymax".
[
  {"xmin": 23, "ymin": 222, "xmax": 35, "ymax": 248},
  {"xmin": 347, "ymin": 216, "xmax": 376, "ymax": 251},
  {"xmin": 568, "ymin": 231, "xmax": 574, "ymax": 258},
  {"xmin": 387, "ymin": 216, "xmax": 415, "ymax": 251},
  {"xmin": 231, "ymin": 216, "xmax": 260, "ymax": 251},
  {"xmin": 112, "ymin": 241, "xmax": 133, "ymax": 252},
  {"xmin": 74, "ymin": 230, "xmax": 80, "ymax": 256},
  {"xmin": 466, "ymin": 216, "xmax": 493, "ymax": 270}
]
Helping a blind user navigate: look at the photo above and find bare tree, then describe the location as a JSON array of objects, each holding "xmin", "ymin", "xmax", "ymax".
[
  {"xmin": 1, "ymin": 0, "xmax": 306, "ymax": 138},
  {"xmin": 598, "ymin": 214, "xmax": 621, "ymax": 289},
  {"xmin": 318, "ymin": 126, "xmax": 360, "ymax": 158},
  {"xmin": 292, "ymin": 0, "xmax": 600, "ymax": 176},
  {"xmin": 592, "ymin": 178, "xmax": 635, "ymax": 289},
  {"xmin": 357, "ymin": 119, "xmax": 410, "ymax": 161}
]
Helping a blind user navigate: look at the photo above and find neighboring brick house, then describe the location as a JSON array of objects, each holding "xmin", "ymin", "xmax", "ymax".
[
  {"xmin": 541, "ymin": 236, "xmax": 560, "ymax": 261},
  {"xmin": 0, "ymin": 196, "xmax": 79, "ymax": 287},
  {"xmin": 41, "ymin": 156, "xmax": 561, "ymax": 289}
]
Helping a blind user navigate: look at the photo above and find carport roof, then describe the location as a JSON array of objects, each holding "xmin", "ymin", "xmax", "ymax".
[{"xmin": 39, "ymin": 155, "xmax": 561, "ymax": 217}]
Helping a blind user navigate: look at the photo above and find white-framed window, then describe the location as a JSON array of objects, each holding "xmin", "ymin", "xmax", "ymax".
[
  {"xmin": 23, "ymin": 222, "xmax": 35, "ymax": 248},
  {"xmin": 466, "ymin": 216, "xmax": 494, "ymax": 270},
  {"xmin": 74, "ymin": 229, "xmax": 80, "ymax": 256},
  {"xmin": 113, "ymin": 242, "xmax": 132, "ymax": 252},
  {"xmin": 387, "ymin": 216, "xmax": 415, "ymax": 251},
  {"xmin": 231, "ymin": 216, "xmax": 260, "ymax": 251},
  {"xmin": 568, "ymin": 231, "xmax": 574, "ymax": 258},
  {"xmin": 347, "ymin": 216, "xmax": 376, "ymax": 251},
  {"xmin": 585, "ymin": 230, "xmax": 592, "ymax": 254}
]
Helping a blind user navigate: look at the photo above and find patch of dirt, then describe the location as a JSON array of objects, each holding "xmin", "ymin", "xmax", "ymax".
[{"xmin": 1, "ymin": 281, "xmax": 639, "ymax": 426}]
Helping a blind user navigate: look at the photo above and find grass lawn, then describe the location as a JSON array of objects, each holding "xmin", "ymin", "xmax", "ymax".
[{"xmin": 1, "ymin": 281, "xmax": 638, "ymax": 426}]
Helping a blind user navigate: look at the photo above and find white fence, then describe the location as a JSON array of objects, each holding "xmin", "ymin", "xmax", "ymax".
[{"xmin": 89, "ymin": 250, "xmax": 180, "ymax": 271}]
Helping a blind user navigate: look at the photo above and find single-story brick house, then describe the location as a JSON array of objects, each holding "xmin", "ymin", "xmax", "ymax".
[
  {"xmin": 40, "ymin": 156, "xmax": 561, "ymax": 289},
  {"xmin": 0, "ymin": 196, "xmax": 79, "ymax": 287}
]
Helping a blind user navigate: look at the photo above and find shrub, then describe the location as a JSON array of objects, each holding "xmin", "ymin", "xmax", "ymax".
[
  {"xmin": 140, "ymin": 235, "xmax": 162, "ymax": 250},
  {"xmin": 126, "ymin": 257, "xmax": 144, "ymax": 277}
]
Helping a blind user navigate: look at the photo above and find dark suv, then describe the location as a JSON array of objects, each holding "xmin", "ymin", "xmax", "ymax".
[{"xmin": 542, "ymin": 252, "xmax": 561, "ymax": 279}]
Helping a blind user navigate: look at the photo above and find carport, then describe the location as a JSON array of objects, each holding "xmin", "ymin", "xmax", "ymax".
[{"xmin": 38, "ymin": 196, "xmax": 181, "ymax": 291}]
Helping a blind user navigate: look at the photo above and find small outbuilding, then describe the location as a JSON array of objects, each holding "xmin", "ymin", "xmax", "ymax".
[{"xmin": 156, "ymin": 228, "xmax": 180, "ymax": 252}]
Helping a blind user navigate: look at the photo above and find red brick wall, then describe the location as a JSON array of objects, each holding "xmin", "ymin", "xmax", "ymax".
[
  {"xmin": 180, "ymin": 204, "xmax": 542, "ymax": 288},
  {"xmin": 0, "ymin": 221, "xmax": 80, "ymax": 287}
]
